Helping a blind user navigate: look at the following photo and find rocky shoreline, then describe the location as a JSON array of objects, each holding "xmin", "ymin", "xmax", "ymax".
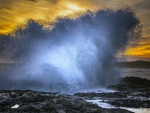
[
  {"xmin": 75, "ymin": 77, "xmax": 150, "ymax": 108},
  {"xmin": 0, "ymin": 90, "xmax": 132, "ymax": 113},
  {"xmin": 0, "ymin": 77, "xmax": 150, "ymax": 113}
]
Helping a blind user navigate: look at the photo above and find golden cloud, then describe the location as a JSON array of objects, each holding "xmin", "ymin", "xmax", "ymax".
[
  {"xmin": 0, "ymin": 0, "xmax": 98, "ymax": 34},
  {"xmin": 124, "ymin": 35, "xmax": 150, "ymax": 58}
]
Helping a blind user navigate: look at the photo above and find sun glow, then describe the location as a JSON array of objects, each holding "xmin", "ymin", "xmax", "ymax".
[{"xmin": 67, "ymin": 3, "xmax": 84, "ymax": 11}]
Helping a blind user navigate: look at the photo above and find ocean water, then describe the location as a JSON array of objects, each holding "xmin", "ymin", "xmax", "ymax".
[
  {"xmin": 0, "ymin": 64, "xmax": 150, "ymax": 83},
  {"xmin": 0, "ymin": 64, "xmax": 150, "ymax": 80},
  {"xmin": 0, "ymin": 63, "xmax": 150, "ymax": 92},
  {"xmin": 118, "ymin": 68, "xmax": 150, "ymax": 80}
]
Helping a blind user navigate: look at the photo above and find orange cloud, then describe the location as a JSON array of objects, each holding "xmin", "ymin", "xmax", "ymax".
[
  {"xmin": 124, "ymin": 35, "xmax": 150, "ymax": 59},
  {"xmin": 0, "ymin": 0, "xmax": 97, "ymax": 34}
]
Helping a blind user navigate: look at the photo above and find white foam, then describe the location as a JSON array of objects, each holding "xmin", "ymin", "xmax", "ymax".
[
  {"xmin": 78, "ymin": 88, "xmax": 115, "ymax": 93},
  {"xmin": 11, "ymin": 104, "xmax": 19, "ymax": 109}
]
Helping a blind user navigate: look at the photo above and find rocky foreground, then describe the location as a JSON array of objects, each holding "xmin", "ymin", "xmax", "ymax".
[
  {"xmin": 0, "ymin": 90, "xmax": 131, "ymax": 113},
  {"xmin": 0, "ymin": 77, "xmax": 150, "ymax": 113},
  {"xmin": 75, "ymin": 77, "xmax": 150, "ymax": 108}
]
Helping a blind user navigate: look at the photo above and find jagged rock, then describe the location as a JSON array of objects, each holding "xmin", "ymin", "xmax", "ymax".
[
  {"xmin": 75, "ymin": 77, "xmax": 150, "ymax": 108},
  {"xmin": 0, "ymin": 90, "xmax": 132, "ymax": 113}
]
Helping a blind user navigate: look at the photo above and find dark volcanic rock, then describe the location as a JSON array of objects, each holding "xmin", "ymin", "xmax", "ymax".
[
  {"xmin": 121, "ymin": 76, "xmax": 150, "ymax": 87},
  {"xmin": 0, "ymin": 90, "xmax": 132, "ymax": 113},
  {"xmin": 1, "ymin": 77, "xmax": 149, "ymax": 112},
  {"xmin": 75, "ymin": 77, "xmax": 150, "ymax": 109},
  {"xmin": 108, "ymin": 76, "xmax": 150, "ymax": 91}
]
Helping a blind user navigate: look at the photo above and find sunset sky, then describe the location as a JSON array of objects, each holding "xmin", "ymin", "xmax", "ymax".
[{"xmin": 0, "ymin": 0, "xmax": 150, "ymax": 61}]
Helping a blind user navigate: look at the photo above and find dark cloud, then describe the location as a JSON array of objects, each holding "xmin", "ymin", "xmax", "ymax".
[
  {"xmin": 142, "ymin": 47, "xmax": 150, "ymax": 50},
  {"xmin": 46, "ymin": 0, "xmax": 60, "ymax": 4},
  {"xmin": 0, "ymin": 5, "xmax": 12, "ymax": 10},
  {"xmin": 0, "ymin": 0, "xmax": 14, "ymax": 8},
  {"xmin": 129, "ymin": 42, "xmax": 150, "ymax": 47},
  {"xmin": 28, "ymin": 0, "xmax": 37, "ymax": 2},
  {"xmin": 139, "ymin": 52, "xmax": 150, "ymax": 58},
  {"xmin": 135, "ymin": 0, "xmax": 150, "ymax": 9}
]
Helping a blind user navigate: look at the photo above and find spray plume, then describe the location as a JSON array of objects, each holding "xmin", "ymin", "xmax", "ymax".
[{"xmin": 0, "ymin": 9, "xmax": 141, "ymax": 93}]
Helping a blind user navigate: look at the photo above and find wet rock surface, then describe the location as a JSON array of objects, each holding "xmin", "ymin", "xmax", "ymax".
[
  {"xmin": 0, "ymin": 90, "xmax": 132, "ymax": 113},
  {"xmin": 75, "ymin": 77, "xmax": 150, "ymax": 108},
  {"xmin": 1, "ymin": 77, "xmax": 149, "ymax": 112}
]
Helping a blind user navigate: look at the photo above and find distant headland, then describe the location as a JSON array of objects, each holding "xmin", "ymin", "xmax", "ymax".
[{"xmin": 115, "ymin": 60, "xmax": 150, "ymax": 68}]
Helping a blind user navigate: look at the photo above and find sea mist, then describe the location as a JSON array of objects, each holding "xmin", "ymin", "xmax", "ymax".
[{"xmin": 0, "ymin": 9, "xmax": 141, "ymax": 93}]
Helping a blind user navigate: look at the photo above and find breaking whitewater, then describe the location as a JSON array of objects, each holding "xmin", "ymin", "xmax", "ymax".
[{"xmin": 0, "ymin": 9, "xmax": 150, "ymax": 112}]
